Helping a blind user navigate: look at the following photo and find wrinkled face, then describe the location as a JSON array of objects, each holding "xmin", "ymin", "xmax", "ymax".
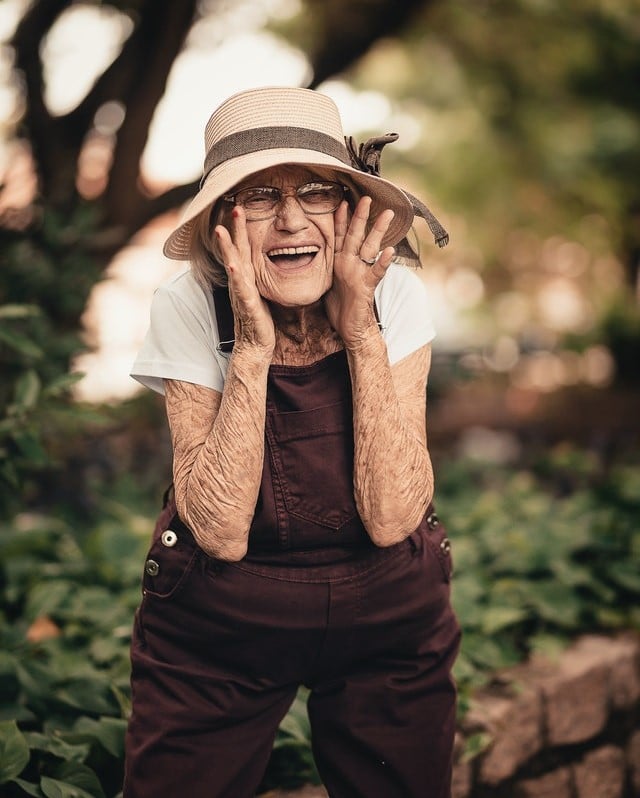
[{"xmin": 222, "ymin": 165, "xmax": 343, "ymax": 309}]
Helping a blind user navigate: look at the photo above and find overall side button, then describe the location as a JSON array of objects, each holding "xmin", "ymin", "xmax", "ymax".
[
  {"xmin": 145, "ymin": 559, "xmax": 160, "ymax": 576},
  {"xmin": 162, "ymin": 529, "xmax": 178, "ymax": 547},
  {"xmin": 426, "ymin": 512, "xmax": 440, "ymax": 529}
]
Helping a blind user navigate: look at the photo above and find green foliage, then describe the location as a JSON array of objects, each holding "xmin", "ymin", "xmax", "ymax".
[
  {"xmin": 1, "ymin": 451, "xmax": 638, "ymax": 794},
  {"xmin": 596, "ymin": 297, "xmax": 640, "ymax": 385},
  {"xmin": 0, "ymin": 503, "xmax": 149, "ymax": 797},
  {"xmin": 0, "ymin": 209, "xmax": 106, "ymax": 519},
  {"xmin": 409, "ymin": 0, "xmax": 640, "ymax": 254},
  {"xmin": 437, "ymin": 448, "xmax": 640, "ymax": 716},
  {"xmin": 257, "ymin": 689, "xmax": 320, "ymax": 792}
]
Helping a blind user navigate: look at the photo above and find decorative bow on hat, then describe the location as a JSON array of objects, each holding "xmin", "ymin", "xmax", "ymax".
[{"xmin": 345, "ymin": 133, "xmax": 449, "ymax": 257}]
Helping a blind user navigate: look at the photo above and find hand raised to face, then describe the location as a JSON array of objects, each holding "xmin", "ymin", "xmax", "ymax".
[
  {"xmin": 214, "ymin": 207, "xmax": 276, "ymax": 354},
  {"xmin": 324, "ymin": 196, "xmax": 396, "ymax": 348}
]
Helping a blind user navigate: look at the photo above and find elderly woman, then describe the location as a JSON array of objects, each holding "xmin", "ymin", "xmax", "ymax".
[{"xmin": 125, "ymin": 86, "xmax": 460, "ymax": 798}]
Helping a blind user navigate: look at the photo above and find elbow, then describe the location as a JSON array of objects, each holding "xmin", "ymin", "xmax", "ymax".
[
  {"xmin": 189, "ymin": 519, "xmax": 249, "ymax": 562},
  {"xmin": 355, "ymin": 457, "xmax": 434, "ymax": 547},
  {"xmin": 366, "ymin": 518, "xmax": 416, "ymax": 548},
  {"xmin": 208, "ymin": 539, "xmax": 248, "ymax": 562},
  {"xmin": 369, "ymin": 529, "xmax": 407, "ymax": 548},
  {"xmin": 176, "ymin": 495, "xmax": 250, "ymax": 562},
  {"xmin": 360, "ymin": 495, "xmax": 431, "ymax": 548}
]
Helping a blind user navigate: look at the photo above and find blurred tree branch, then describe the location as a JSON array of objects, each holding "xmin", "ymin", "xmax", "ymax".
[
  {"xmin": 12, "ymin": 0, "xmax": 74, "ymax": 204},
  {"xmin": 102, "ymin": 0, "xmax": 199, "ymax": 231},
  {"xmin": 306, "ymin": 0, "xmax": 430, "ymax": 88},
  {"xmin": 12, "ymin": 0, "xmax": 199, "ymax": 237}
]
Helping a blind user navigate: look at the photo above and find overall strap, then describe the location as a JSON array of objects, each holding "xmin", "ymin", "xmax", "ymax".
[
  {"xmin": 211, "ymin": 286, "xmax": 383, "ymax": 353},
  {"xmin": 212, "ymin": 286, "xmax": 235, "ymax": 353}
]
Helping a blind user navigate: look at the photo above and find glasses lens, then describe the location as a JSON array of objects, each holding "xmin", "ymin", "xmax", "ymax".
[
  {"xmin": 298, "ymin": 182, "xmax": 344, "ymax": 213},
  {"xmin": 236, "ymin": 187, "xmax": 279, "ymax": 217}
]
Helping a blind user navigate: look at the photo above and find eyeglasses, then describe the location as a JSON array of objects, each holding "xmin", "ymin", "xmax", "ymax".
[{"xmin": 222, "ymin": 181, "xmax": 349, "ymax": 220}]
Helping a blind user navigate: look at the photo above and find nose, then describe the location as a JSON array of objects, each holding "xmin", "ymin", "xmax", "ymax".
[{"xmin": 273, "ymin": 192, "xmax": 309, "ymax": 232}]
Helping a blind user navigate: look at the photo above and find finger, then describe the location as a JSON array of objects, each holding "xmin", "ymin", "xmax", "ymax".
[
  {"xmin": 360, "ymin": 208, "xmax": 395, "ymax": 261},
  {"xmin": 358, "ymin": 246, "xmax": 394, "ymax": 295},
  {"xmin": 342, "ymin": 196, "xmax": 372, "ymax": 254},
  {"xmin": 373, "ymin": 246, "xmax": 395, "ymax": 273},
  {"xmin": 214, "ymin": 224, "xmax": 236, "ymax": 270},
  {"xmin": 214, "ymin": 225, "xmax": 252, "ymax": 301},
  {"xmin": 229, "ymin": 206, "xmax": 251, "ymax": 260},
  {"xmin": 215, "ymin": 208, "xmax": 254, "ymax": 283},
  {"xmin": 333, "ymin": 200, "xmax": 349, "ymax": 254}
]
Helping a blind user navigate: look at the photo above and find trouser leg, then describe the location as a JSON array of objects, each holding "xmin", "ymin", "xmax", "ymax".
[
  {"xmin": 308, "ymin": 662, "xmax": 458, "ymax": 798},
  {"xmin": 125, "ymin": 657, "xmax": 297, "ymax": 798},
  {"xmin": 307, "ymin": 527, "xmax": 461, "ymax": 798},
  {"xmin": 123, "ymin": 539, "xmax": 323, "ymax": 798}
]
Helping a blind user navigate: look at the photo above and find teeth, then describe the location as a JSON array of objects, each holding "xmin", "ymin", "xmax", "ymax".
[{"xmin": 267, "ymin": 246, "xmax": 319, "ymax": 257}]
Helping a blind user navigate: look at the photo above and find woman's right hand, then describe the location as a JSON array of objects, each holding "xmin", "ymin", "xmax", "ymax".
[{"xmin": 214, "ymin": 207, "xmax": 276, "ymax": 353}]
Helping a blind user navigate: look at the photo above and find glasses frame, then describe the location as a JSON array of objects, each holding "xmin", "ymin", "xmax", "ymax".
[{"xmin": 221, "ymin": 181, "xmax": 350, "ymax": 221}]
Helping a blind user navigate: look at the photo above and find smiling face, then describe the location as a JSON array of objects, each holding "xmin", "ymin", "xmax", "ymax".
[{"xmin": 223, "ymin": 165, "xmax": 342, "ymax": 309}]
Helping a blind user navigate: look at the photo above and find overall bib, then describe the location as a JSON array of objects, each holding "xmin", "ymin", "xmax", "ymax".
[{"xmin": 124, "ymin": 295, "xmax": 460, "ymax": 798}]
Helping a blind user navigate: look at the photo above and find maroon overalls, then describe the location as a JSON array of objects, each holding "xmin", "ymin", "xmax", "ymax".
[{"xmin": 124, "ymin": 293, "xmax": 460, "ymax": 798}]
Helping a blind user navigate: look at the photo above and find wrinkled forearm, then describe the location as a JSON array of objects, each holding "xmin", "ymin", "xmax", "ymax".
[
  {"xmin": 166, "ymin": 344, "xmax": 271, "ymax": 561},
  {"xmin": 346, "ymin": 331, "xmax": 433, "ymax": 546}
]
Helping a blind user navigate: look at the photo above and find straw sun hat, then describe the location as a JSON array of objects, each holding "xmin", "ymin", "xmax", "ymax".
[{"xmin": 163, "ymin": 86, "xmax": 448, "ymax": 261}]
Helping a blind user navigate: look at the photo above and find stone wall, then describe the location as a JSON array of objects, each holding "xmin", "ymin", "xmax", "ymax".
[{"xmin": 454, "ymin": 634, "xmax": 640, "ymax": 798}]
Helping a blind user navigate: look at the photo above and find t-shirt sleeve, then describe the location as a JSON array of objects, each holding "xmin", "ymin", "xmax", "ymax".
[
  {"xmin": 375, "ymin": 263, "xmax": 436, "ymax": 365},
  {"xmin": 130, "ymin": 278, "xmax": 224, "ymax": 395}
]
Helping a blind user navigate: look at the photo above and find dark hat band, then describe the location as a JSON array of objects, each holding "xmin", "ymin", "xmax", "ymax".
[{"xmin": 201, "ymin": 126, "xmax": 351, "ymax": 186}]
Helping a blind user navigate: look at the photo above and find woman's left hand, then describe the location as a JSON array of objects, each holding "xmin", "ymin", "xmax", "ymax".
[{"xmin": 324, "ymin": 196, "xmax": 395, "ymax": 348}]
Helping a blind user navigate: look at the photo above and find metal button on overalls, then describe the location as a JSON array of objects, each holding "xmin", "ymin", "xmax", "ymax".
[
  {"xmin": 161, "ymin": 529, "xmax": 178, "ymax": 547},
  {"xmin": 144, "ymin": 559, "xmax": 160, "ymax": 576}
]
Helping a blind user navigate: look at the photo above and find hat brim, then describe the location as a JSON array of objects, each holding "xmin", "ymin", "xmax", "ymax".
[{"xmin": 162, "ymin": 148, "xmax": 414, "ymax": 260}]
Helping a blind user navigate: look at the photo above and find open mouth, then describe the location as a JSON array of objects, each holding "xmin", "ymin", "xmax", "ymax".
[{"xmin": 266, "ymin": 245, "xmax": 320, "ymax": 270}]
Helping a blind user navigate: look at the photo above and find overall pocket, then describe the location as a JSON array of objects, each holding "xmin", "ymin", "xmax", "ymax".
[
  {"xmin": 266, "ymin": 400, "xmax": 359, "ymax": 530},
  {"xmin": 141, "ymin": 515, "xmax": 200, "ymax": 600}
]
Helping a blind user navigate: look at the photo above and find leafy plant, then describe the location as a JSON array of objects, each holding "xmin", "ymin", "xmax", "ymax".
[
  {"xmin": 438, "ymin": 447, "xmax": 640, "ymax": 714},
  {"xmin": 0, "ymin": 505, "xmax": 147, "ymax": 797},
  {"xmin": 257, "ymin": 689, "xmax": 320, "ymax": 793},
  {"xmin": 0, "ymin": 212, "xmax": 106, "ymax": 519}
]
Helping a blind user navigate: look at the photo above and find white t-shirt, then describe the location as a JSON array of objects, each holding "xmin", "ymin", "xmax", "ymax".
[{"xmin": 131, "ymin": 262, "xmax": 436, "ymax": 395}]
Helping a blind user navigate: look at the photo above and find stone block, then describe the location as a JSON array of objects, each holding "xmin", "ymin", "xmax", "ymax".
[
  {"xmin": 451, "ymin": 759, "xmax": 472, "ymax": 798},
  {"xmin": 474, "ymin": 686, "xmax": 543, "ymax": 785},
  {"xmin": 540, "ymin": 637, "xmax": 610, "ymax": 745},
  {"xmin": 516, "ymin": 766, "xmax": 573, "ymax": 798},
  {"xmin": 607, "ymin": 636, "xmax": 640, "ymax": 710},
  {"xmin": 567, "ymin": 634, "xmax": 640, "ymax": 710},
  {"xmin": 573, "ymin": 745, "xmax": 625, "ymax": 798}
]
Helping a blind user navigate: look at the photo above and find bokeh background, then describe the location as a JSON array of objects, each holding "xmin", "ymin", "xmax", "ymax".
[{"xmin": 0, "ymin": 1, "xmax": 638, "ymax": 796}]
